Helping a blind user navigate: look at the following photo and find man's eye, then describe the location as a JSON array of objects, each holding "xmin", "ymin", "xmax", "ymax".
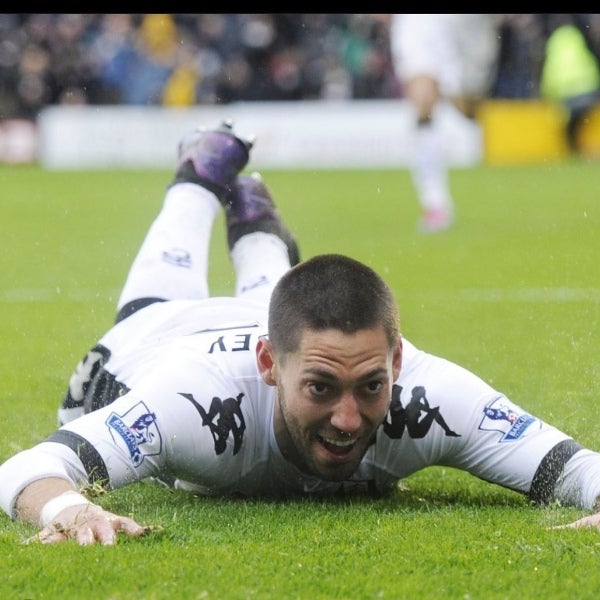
[
  {"xmin": 366, "ymin": 381, "xmax": 384, "ymax": 394},
  {"xmin": 309, "ymin": 382, "xmax": 329, "ymax": 395}
]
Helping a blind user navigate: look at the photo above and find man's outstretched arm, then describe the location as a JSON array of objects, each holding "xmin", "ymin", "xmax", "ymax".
[{"xmin": 15, "ymin": 477, "xmax": 150, "ymax": 545}]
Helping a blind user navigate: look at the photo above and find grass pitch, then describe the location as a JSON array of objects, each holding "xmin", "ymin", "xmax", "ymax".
[{"xmin": 1, "ymin": 160, "xmax": 599, "ymax": 599}]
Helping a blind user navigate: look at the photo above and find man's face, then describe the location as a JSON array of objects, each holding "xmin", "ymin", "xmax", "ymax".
[{"xmin": 257, "ymin": 327, "xmax": 402, "ymax": 481}]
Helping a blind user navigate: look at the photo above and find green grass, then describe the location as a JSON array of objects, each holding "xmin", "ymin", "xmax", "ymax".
[{"xmin": 1, "ymin": 160, "xmax": 600, "ymax": 599}]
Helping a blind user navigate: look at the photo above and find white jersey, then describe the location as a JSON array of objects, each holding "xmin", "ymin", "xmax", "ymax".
[
  {"xmin": 390, "ymin": 14, "xmax": 500, "ymax": 98},
  {"xmin": 0, "ymin": 296, "xmax": 584, "ymax": 517}
]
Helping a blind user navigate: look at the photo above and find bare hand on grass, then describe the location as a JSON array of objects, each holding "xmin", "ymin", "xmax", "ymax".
[
  {"xmin": 550, "ymin": 513, "xmax": 600, "ymax": 531},
  {"xmin": 25, "ymin": 504, "xmax": 162, "ymax": 545}
]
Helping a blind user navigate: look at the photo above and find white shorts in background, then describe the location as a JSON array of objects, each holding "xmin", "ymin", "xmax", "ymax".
[{"xmin": 390, "ymin": 14, "xmax": 500, "ymax": 98}]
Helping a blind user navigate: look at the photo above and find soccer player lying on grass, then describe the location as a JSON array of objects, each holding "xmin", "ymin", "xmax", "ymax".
[{"xmin": 1, "ymin": 120, "xmax": 600, "ymax": 546}]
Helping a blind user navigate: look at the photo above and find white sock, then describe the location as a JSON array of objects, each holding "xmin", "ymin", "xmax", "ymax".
[
  {"xmin": 230, "ymin": 232, "xmax": 291, "ymax": 305},
  {"xmin": 412, "ymin": 122, "xmax": 453, "ymax": 213},
  {"xmin": 117, "ymin": 183, "xmax": 221, "ymax": 309}
]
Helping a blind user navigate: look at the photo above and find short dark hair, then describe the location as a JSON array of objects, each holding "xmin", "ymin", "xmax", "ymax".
[{"xmin": 268, "ymin": 254, "xmax": 400, "ymax": 354}]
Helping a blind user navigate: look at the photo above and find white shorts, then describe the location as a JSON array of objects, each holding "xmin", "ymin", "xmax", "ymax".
[
  {"xmin": 57, "ymin": 296, "xmax": 270, "ymax": 425},
  {"xmin": 390, "ymin": 14, "xmax": 500, "ymax": 98}
]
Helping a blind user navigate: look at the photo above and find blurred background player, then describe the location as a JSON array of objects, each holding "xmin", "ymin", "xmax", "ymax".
[{"xmin": 389, "ymin": 14, "xmax": 500, "ymax": 233}]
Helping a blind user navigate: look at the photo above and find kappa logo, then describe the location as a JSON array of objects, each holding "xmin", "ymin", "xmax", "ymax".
[
  {"xmin": 179, "ymin": 391, "xmax": 246, "ymax": 455},
  {"xmin": 479, "ymin": 396, "xmax": 539, "ymax": 442},
  {"xmin": 106, "ymin": 401, "xmax": 162, "ymax": 467},
  {"xmin": 383, "ymin": 384, "xmax": 460, "ymax": 439}
]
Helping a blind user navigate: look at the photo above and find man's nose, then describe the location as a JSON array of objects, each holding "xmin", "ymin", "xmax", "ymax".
[{"xmin": 330, "ymin": 392, "xmax": 362, "ymax": 433}]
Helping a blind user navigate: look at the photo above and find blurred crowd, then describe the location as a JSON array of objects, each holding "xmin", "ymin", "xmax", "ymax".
[{"xmin": 1, "ymin": 13, "xmax": 600, "ymax": 121}]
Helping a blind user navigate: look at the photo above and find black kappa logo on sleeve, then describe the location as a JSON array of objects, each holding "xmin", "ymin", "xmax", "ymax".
[
  {"xmin": 179, "ymin": 392, "xmax": 246, "ymax": 455},
  {"xmin": 383, "ymin": 384, "xmax": 460, "ymax": 439}
]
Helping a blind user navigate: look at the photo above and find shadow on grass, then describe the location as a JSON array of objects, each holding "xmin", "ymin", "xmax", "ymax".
[{"xmin": 116, "ymin": 470, "xmax": 532, "ymax": 516}]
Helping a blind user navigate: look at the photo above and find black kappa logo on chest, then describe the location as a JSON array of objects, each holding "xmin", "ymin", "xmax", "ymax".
[{"xmin": 179, "ymin": 392, "xmax": 246, "ymax": 455}]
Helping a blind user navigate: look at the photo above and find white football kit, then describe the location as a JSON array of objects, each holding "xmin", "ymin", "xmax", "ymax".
[
  {"xmin": 2, "ymin": 178, "xmax": 600, "ymax": 519},
  {"xmin": 1, "ymin": 295, "xmax": 596, "ymax": 516}
]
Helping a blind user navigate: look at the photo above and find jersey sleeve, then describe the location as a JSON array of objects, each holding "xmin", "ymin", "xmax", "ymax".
[
  {"xmin": 0, "ymin": 336, "xmax": 266, "ymax": 518},
  {"xmin": 386, "ymin": 341, "xmax": 578, "ymax": 501},
  {"xmin": 0, "ymin": 442, "xmax": 91, "ymax": 518}
]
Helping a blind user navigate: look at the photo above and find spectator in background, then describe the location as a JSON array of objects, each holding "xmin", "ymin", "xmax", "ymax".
[
  {"xmin": 539, "ymin": 14, "xmax": 600, "ymax": 154},
  {"xmin": 6, "ymin": 14, "xmax": 578, "ymax": 125},
  {"xmin": 98, "ymin": 14, "xmax": 179, "ymax": 105},
  {"xmin": 492, "ymin": 14, "xmax": 547, "ymax": 99},
  {"xmin": 161, "ymin": 35, "xmax": 202, "ymax": 107},
  {"xmin": 211, "ymin": 14, "xmax": 338, "ymax": 103},
  {"xmin": 0, "ymin": 14, "xmax": 100, "ymax": 119},
  {"xmin": 338, "ymin": 14, "xmax": 396, "ymax": 100},
  {"xmin": 45, "ymin": 14, "xmax": 98, "ymax": 105},
  {"xmin": 12, "ymin": 42, "xmax": 55, "ymax": 119},
  {"xmin": 389, "ymin": 14, "xmax": 500, "ymax": 233},
  {"xmin": 84, "ymin": 14, "xmax": 138, "ymax": 104},
  {"xmin": 0, "ymin": 14, "xmax": 398, "ymax": 116}
]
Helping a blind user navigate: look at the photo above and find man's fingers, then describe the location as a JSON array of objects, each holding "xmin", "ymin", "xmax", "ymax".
[
  {"xmin": 76, "ymin": 525, "xmax": 99, "ymax": 546},
  {"xmin": 117, "ymin": 515, "xmax": 152, "ymax": 537},
  {"xmin": 81, "ymin": 514, "xmax": 151, "ymax": 545},
  {"xmin": 25, "ymin": 526, "xmax": 67, "ymax": 545},
  {"xmin": 24, "ymin": 510, "xmax": 160, "ymax": 545},
  {"xmin": 549, "ymin": 514, "xmax": 600, "ymax": 530}
]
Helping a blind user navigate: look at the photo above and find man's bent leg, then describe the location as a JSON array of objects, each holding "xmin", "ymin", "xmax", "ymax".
[
  {"xmin": 227, "ymin": 173, "xmax": 299, "ymax": 304},
  {"xmin": 117, "ymin": 119, "xmax": 253, "ymax": 320},
  {"xmin": 59, "ymin": 121, "xmax": 253, "ymax": 424}
]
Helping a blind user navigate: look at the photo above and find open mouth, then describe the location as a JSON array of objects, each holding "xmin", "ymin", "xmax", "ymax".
[{"xmin": 317, "ymin": 435, "xmax": 357, "ymax": 456}]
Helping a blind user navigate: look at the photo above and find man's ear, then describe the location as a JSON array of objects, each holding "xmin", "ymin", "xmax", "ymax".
[{"xmin": 256, "ymin": 337, "xmax": 277, "ymax": 386}]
